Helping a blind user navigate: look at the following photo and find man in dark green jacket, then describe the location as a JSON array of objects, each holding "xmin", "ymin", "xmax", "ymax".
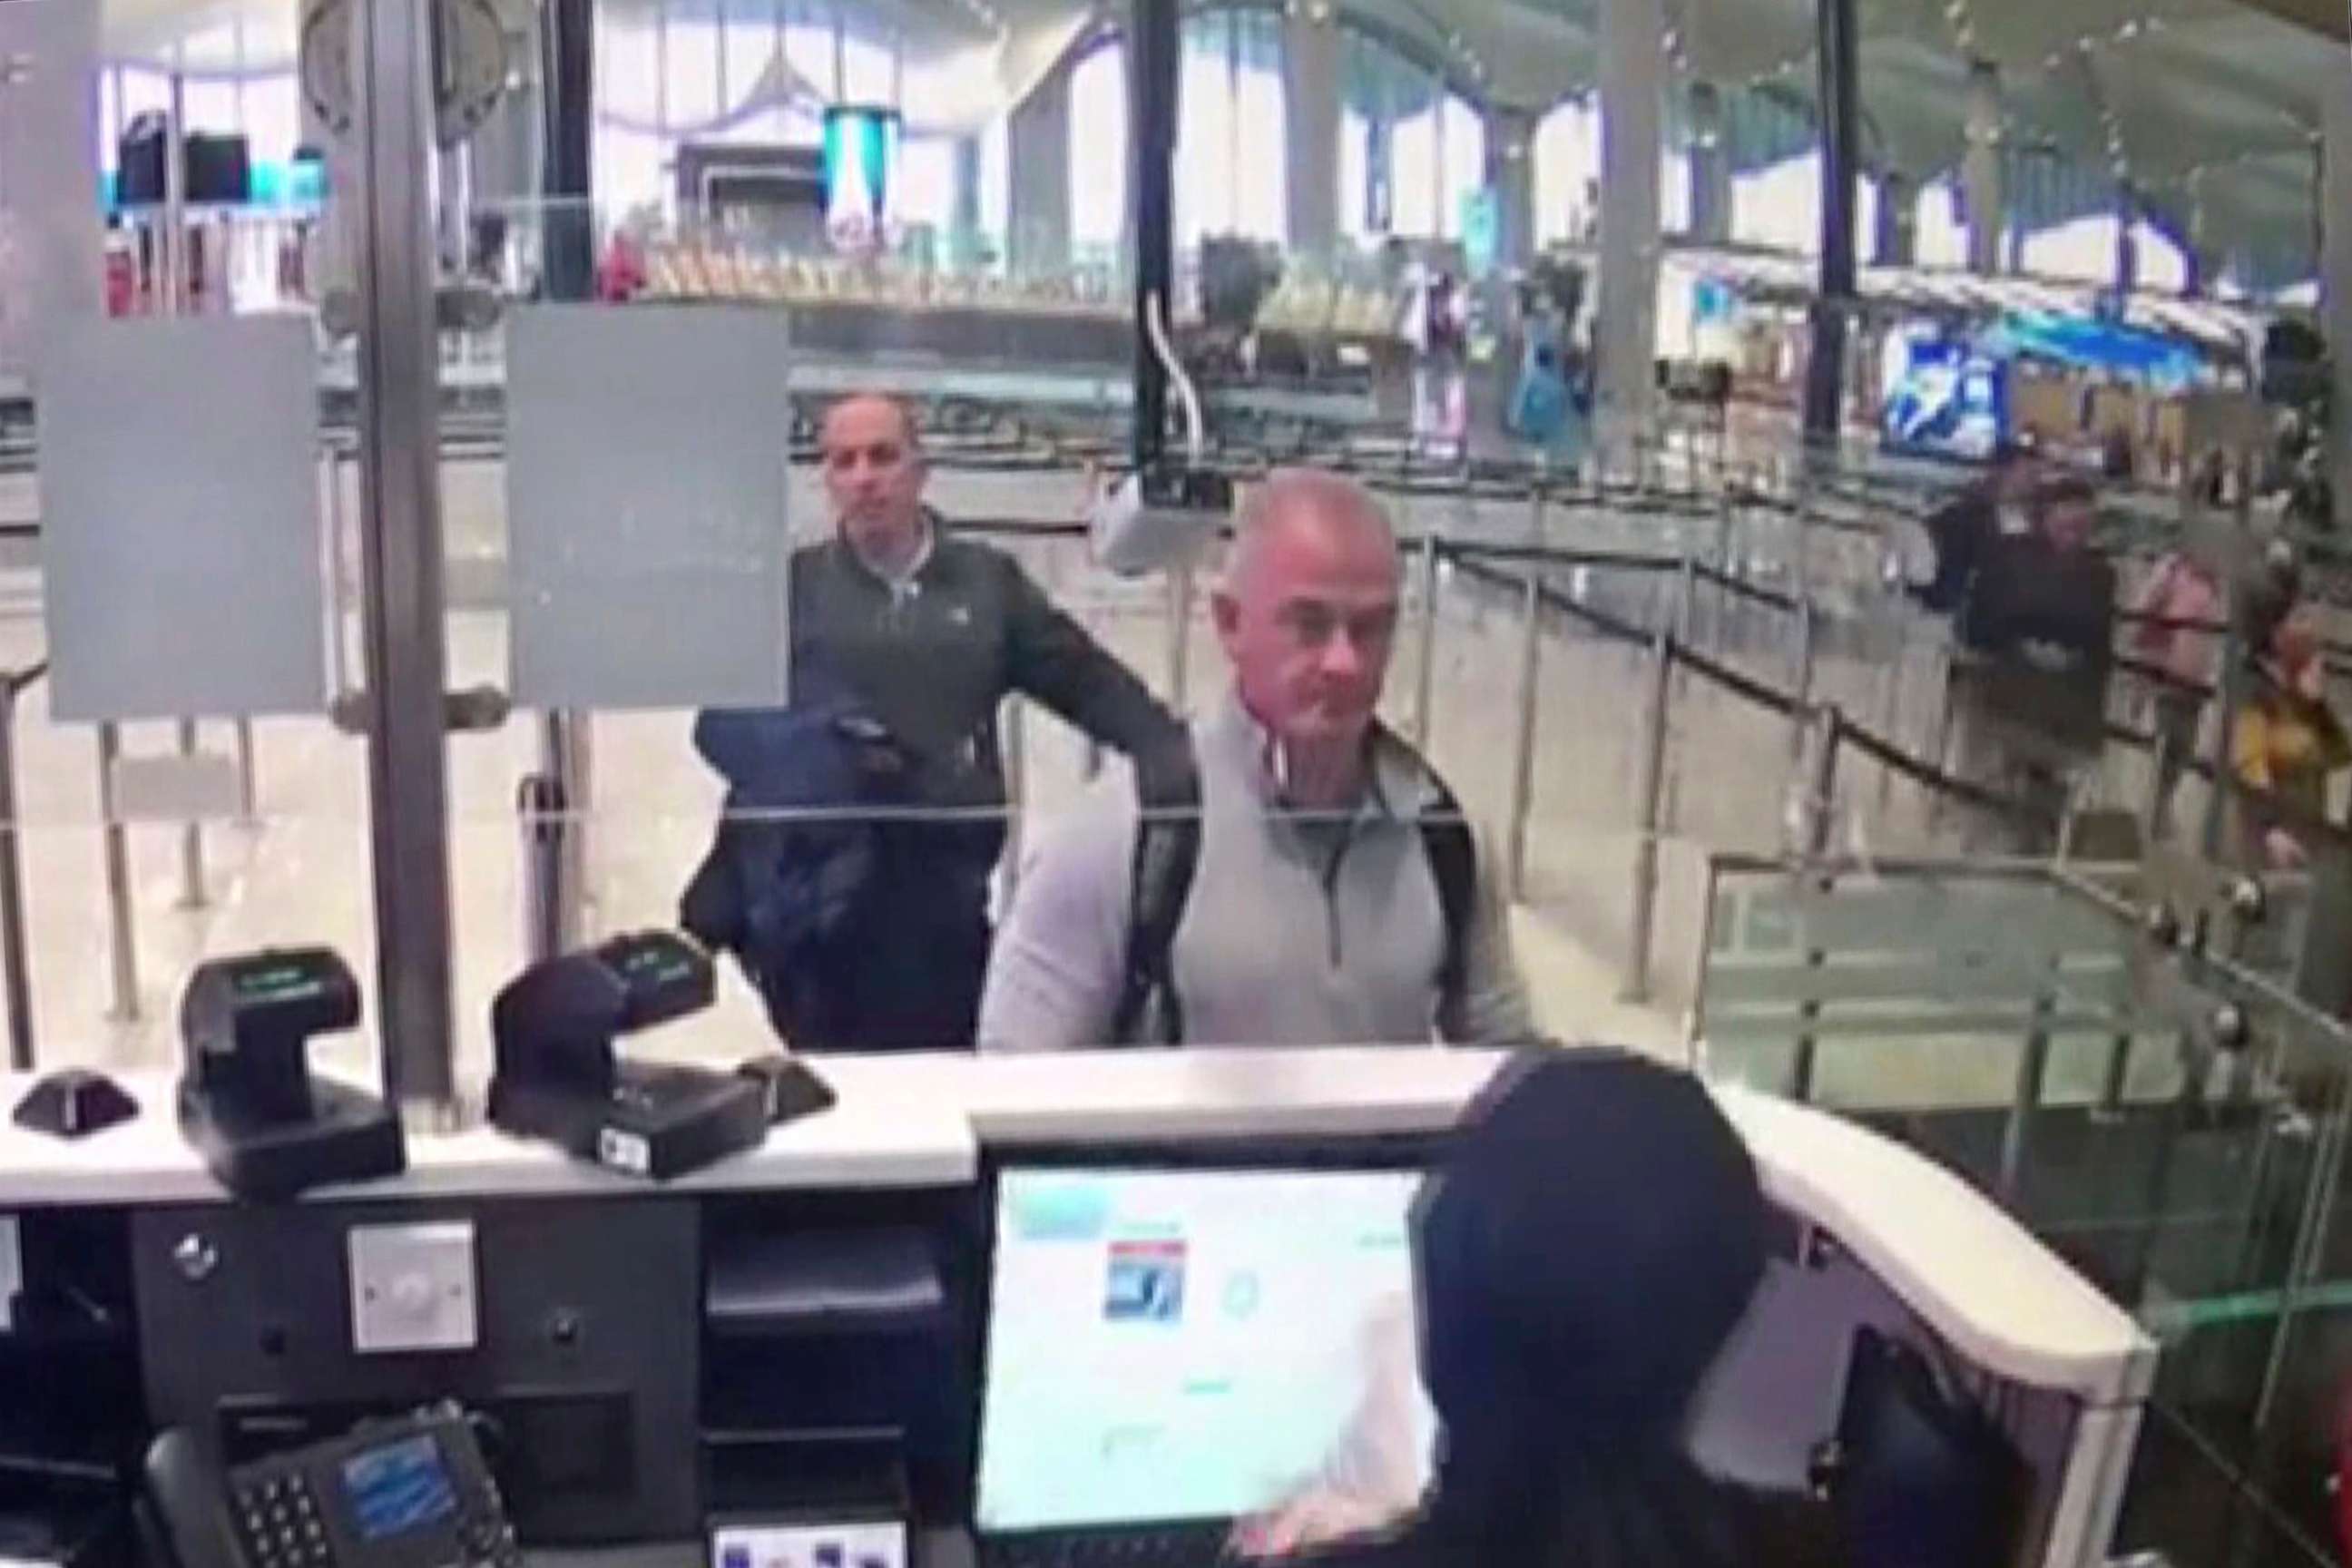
[{"xmin": 685, "ymin": 394, "xmax": 1182, "ymax": 1051}]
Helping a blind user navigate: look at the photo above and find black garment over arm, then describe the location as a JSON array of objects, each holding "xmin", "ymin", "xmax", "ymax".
[
  {"xmin": 997, "ymin": 554, "xmax": 1183, "ymax": 759},
  {"xmin": 1916, "ymin": 489, "xmax": 1992, "ymax": 614}
]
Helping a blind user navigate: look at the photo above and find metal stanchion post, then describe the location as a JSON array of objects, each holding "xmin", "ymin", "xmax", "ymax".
[
  {"xmin": 1788, "ymin": 594, "xmax": 1818, "ymax": 759},
  {"xmin": 323, "ymin": 450, "xmax": 351, "ymax": 699},
  {"xmin": 1504, "ymin": 573, "xmax": 1544, "ymax": 901},
  {"xmin": 176, "ymin": 719, "xmax": 206, "ymax": 908},
  {"xmin": 1999, "ymin": 958, "xmax": 2061, "ymax": 1201},
  {"xmin": 1622, "ymin": 605, "xmax": 1675, "ymax": 1004},
  {"xmin": 96, "ymin": 722, "xmax": 139, "ymax": 1021},
  {"xmin": 1166, "ymin": 567, "xmax": 1195, "ymax": 710},
  {"xmin": 1788, "ymin": 707, "xmax": 1843, "ymax": 1101},
  {"xmin": 235, "ymin": 717, "xmax": 259, "ymax": 826},
  {"xmin": 0, "ymin": 682, "xmax": 34, "ymax": 1071},
  {"xmin": 1410, "ymin": 534, "xmax": 1441, "ymax": 746}
]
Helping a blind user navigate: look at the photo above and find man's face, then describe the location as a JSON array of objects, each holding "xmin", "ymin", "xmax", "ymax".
[
  {"xmin": 1214, "ymin": 512, "xmax": 1401, "ymax": 751},
  {"xmin": 820, "ymin": 398, "xmax": 927, "ymax": 554},
  {"xmin": 1994, "ymin": 456, "xmax": 2042, "ymax": 506},
  {"xmin": 2043, "ymin": 498, "xmax": 2096, "ymax": 554}
]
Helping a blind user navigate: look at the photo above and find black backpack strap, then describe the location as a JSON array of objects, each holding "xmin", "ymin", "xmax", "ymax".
[
  {"xmin": 1112, "ymin": 740, "xmax": 1204, "ymax": 1045},
  {"xmin": 1374, "ymin": 725, "xmax": 1478, "ymax": 1031}
]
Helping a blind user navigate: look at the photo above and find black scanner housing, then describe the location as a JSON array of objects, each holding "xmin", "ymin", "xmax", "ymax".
[
  {"xmin": 487, "ymin": 933, "xmax": 768, "ymax": 1181},
  {"xmin": 177, "ymin": 948, "xmax": 404, "ymax": 1199}
]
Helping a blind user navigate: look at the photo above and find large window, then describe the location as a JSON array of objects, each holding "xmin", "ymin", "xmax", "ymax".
[
  {"xmin": 1171, "ymin": 11, "xmax": 1283, "ymax": 244},
  {"xmin": 591, "ymin": 0, "xmax": 943, "ymax": 228},
  {"xmin": 1337, "ymin": 30, "xmax": 1482, "ymax": 243},
  {"xmin": 1533, "ymin": 98, "xmax": 1690, "ymax": 245},
  {"xmin": 2018, "ymin": 215, "xmax": 2187, "ymax": 292},
  {"xmin": 1533, "ymin": 99, "xmax": 1594, "ymax": 246},
  {"xmin": 1915, "ymin": 178, "xmax": 1967, "ymax": 268},
  {"xmin": 1070, "ymin": 42, "xmax": 1128, "ymax": 254}
]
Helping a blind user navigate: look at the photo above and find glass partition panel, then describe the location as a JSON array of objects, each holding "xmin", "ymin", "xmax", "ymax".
[
  {"xmin": 0, "ymin": 0, "xmax": 382, "ymax": 1082},
  {"xmin": 1697, "ymin": 855, "xmax": 2352, "ymax": 1563}
]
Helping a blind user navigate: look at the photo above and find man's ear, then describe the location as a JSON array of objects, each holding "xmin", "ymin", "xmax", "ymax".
[{"xmin": 1210, "ymin": 589, "xmax": 1241, "ymax": 642}]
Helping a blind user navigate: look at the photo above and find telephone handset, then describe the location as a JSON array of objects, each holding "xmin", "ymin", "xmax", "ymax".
[{"xmin": 144, "ymin": 1405, "xmax": 520, "ymax": 1568}]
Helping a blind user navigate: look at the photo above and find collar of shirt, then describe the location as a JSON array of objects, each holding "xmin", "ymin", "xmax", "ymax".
[
  {"xmin": 843, "ymin": 513, "xmax": 938, "ymax": 600},
  {"xmin": 1207, "ymin": 687, "xmax": 1405, "ymax": 830}
]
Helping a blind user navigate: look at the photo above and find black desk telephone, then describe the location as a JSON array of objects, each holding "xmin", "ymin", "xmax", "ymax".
[{"xmin": 144, "ymin": 1406, "xmax": 520, "ymax": 1568}]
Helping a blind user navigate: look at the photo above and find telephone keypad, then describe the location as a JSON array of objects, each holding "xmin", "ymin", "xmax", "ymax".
[{"xmin": 230, "ymin": 1475, "xmax": 335, "ymax": 1568}]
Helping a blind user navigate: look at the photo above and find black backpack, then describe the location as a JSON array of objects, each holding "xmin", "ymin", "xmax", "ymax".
[{"xmin": 1109, "ymin": 729, "xmax": 1481, "ymax": 1044}]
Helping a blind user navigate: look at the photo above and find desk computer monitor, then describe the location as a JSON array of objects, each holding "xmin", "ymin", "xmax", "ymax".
[{"xmin": 975, "ymin": 1167, "xmax": 1439, "ymax": 1548}]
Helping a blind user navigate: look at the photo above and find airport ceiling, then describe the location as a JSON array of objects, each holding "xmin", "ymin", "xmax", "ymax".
[{"xmin": 103, "ymin": 0, "xmax": 2344, "ymax": 272}]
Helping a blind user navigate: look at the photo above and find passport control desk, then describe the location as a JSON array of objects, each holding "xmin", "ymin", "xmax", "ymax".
[{"xmin": 0, "ymin": 1051, "xmax": 2155, "ymax": 1568}]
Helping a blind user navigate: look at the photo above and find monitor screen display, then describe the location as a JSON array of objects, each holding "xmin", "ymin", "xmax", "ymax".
[
  {"xmin": 1880, "ymin": 328, "xmax": 2007, "ymax": 460},
  {"xmin": 340, "ymin": 1434, "xmax": 459, "ymax": 1543},
  {"xmin": 975, "ymin": 1168, "xmax": 1438, "ymax": 1534}
]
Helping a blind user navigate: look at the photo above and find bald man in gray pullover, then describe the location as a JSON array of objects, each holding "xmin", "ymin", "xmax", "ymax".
[{"xmin": 978, "ymin": 471, "xmax": 1534, "ymax": 1051}]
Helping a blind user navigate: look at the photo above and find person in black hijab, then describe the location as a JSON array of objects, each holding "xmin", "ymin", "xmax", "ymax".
[{"xmin": 1247, "ymin": 1050, "xmax": 1830, "ymax": 1568}]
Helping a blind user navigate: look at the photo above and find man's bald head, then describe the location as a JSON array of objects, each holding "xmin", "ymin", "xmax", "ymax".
[
  {"xmin": 1226, "ymin": 469, "xmax": 1401, "ymax": 599},
  {"xmin": 820, "ymin": 393, "xmax": 929, "ymax": 569},
  {"xmin": 1214, "ymin": 470, "xmax": 1402, "ymax": 760},
  {"xmin": 821, "ymin": 393, "xmax": 920, "ymax": 453}
]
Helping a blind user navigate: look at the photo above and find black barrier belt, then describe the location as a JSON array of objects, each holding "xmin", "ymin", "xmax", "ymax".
[
  {"xmin": 1688, "ymin": 559, "xmax": 1799, "ymax": 613},
  {"xmin": 1835, "ymin": 717, "xmax": 2054, "ymax": 825},
  {"xmin": 1669, "ymin": 640, "xmax": 1802, "ymax": 719},
  {"xmin": 1443, "ymin": 550, "xmax": 1651, "ymax": 650}
]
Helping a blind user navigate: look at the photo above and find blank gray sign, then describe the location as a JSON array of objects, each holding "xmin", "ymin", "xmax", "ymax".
[
  {"xmin": 505, "ymin": 306, "xmax": 793, "ymax": 710},
  {"xmin": 40, "ymin": 315, "xmax": 327, "ymax": 722}
]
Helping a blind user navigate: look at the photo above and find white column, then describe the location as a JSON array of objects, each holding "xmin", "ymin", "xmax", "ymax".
[
  {"xmin": 1007, "ymin": 56, "xmax": 1073, "ymax": 277},
  {"xmin": 2323, "ymin": 62, "xmax": 2352, "ymax": 522},
  {"xmin": 1964, "ymin": 58, "xmax": 2003, "ymax": 277},
  {"xmin": 1687, "ymin": 82, "xmax": 1731, "ymax": 246},
  {"xmin": 1283, "ymin": 4, "xmax": 1342, "ymax": 264},
  {"xmin": 1596, "ymin": 0, "xmax": 1665, "ymax": 452},
  {"xmin": 0, "ymin": 0, "xmax": 102, "ymax": 377},
  {"xmin": 1485, "ymin": 105, "xmax": 1537, "ymax": 271}
]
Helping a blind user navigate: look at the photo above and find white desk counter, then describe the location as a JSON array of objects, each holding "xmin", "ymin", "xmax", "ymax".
[
  {"xmin": 0, "ymin": 1049, "xmax": 2151, "ymax": 1407},
  {"xmin": 0, "ymin": 1064, "xmax": 977, "ymax": 1206}
]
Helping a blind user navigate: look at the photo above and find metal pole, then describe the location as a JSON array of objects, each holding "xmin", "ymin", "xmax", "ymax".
[
  {"xmin": 324, "ymin": 449, "xmax": 351, "ymax": 698},
  {"xmin": 1804, "ymin": 705, "xmax": 1842, "ymax": 858},
  {"xmin": 1410, "ymin": 533, "xmax": 1441, "ymax": 745},
  {"xmin": 1504, "ymin": 573, "xmax": 1544, "ymax": 898},
  {"xmin": 1788, "ymin": 708, "xmax": 1842, "ymax": 1101},
  {"xmin": 0, "ymin": 684, "xmax": 34, "ymax": 1071},
  {"xmin": 1130, "ymin": 0, "xmax": 1180, "ymax": 471},
  {"xmin": 1166, "ymin": 566, "xmax": 1195, "ymax": 710},
  {"xmin": 1789, "ymin": 593, "xmax": 1818, "ymax": 759},
  {"xmin": 96, "ymin": 722, "xmax": 139, "ymax": 1022},
  {"xmin": 235, "ymin": 717, "xmax": 259, "ymax": 825},
  {"xmin": 355, "ymin": 0, "xmax": 457, "ymax": 1112},
  {"xmin": 175, "ymin": 719, "xmax": 206, "ymax": 908},
  {"xmin": 1998, "ymin": 959, "xmax": 2060, "ymax": 1201},
  {"xmin": 1623, "ymin": 600, "xmax": 1674, "ymax": 1003}
]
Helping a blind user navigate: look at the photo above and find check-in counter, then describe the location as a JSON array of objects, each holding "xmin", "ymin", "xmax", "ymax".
[{"xmin": 0, "ymin": 1050, "xmax": 2154, "ymax": 1568}]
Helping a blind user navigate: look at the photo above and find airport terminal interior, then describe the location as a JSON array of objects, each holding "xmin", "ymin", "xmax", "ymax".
[{"xmin": 4, "ymin": 0, "xmax": 2352, "ymax": 1563}]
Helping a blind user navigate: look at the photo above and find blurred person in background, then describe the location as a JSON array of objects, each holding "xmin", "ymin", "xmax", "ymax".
[
  {"xmin": 2129, "ymin": 545, "xmax": 2221, "ymax": 834},
  {"xmin": 682, "ymin": 394, "xmax": 1183, "ymax": 1051},
  {"xmin": 1924, "ymin": 474, "xmax": 2116, "ymax": 856},
  {"xmin": 2230, "ymin": 554, "xmax": 2347, "ymax": 873},
  {"xmin": 1914, "ymin": 442, "xmax": 2043, "ymax": 612}
]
